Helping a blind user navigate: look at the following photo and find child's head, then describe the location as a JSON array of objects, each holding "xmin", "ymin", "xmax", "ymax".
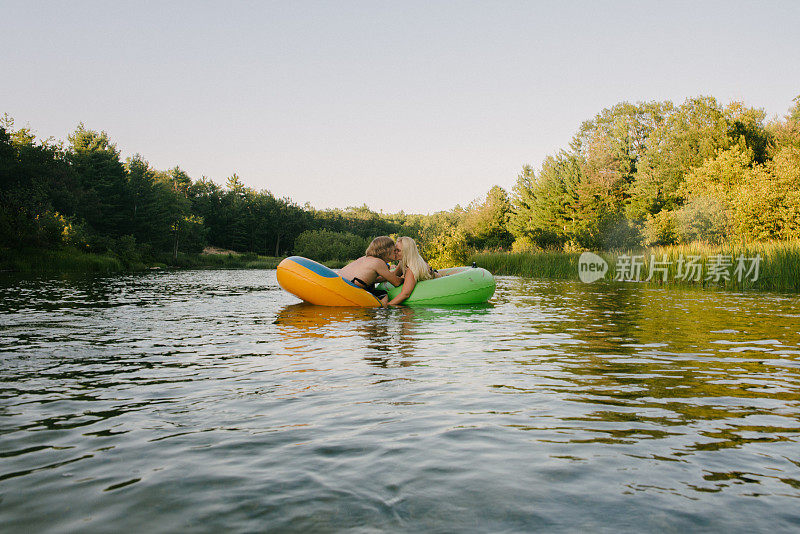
[
  {"xmin": 396, "ymin": 236, "xmax": 433, "ymax": 281},
  {"xmin": 365, "ymin": 236, "xmax": 396, "ymax": 261}
]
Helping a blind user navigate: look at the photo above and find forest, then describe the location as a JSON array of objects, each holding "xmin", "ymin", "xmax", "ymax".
[{"xmin": 1, "ymin": 93, "xmax": 799, "ymax": 271}]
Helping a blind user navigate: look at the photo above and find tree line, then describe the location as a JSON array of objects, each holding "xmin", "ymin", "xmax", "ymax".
[
  {"xmin": 0, "ymin": 118, "xmax": 413, "ymax": 264},
  {"xmin": 1, "ymin": 93, "xmax": 798, "ymax": 269},
  {"xmin": 509, "ymin": 95, "xmax": 800, "ymax": 250}
]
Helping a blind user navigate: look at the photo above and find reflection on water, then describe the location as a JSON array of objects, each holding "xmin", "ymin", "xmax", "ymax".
[
  {"xmin": 1, "ymin": 270, "xmax": 800, "ymax": 532},
  {"xmin": 274, "ymin": 303, "xmax": 493, "ymax": 367}
]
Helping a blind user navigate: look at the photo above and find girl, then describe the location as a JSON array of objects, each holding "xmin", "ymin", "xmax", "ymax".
[{"xmin": 388, "ymin": 236, "xmax": 440, "ymax": 306}]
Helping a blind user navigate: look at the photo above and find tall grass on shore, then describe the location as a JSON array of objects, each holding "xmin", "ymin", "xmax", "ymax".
[
  {"xmin": 0, "ymin": 248, "xmax": 289, "ymax": 273},
  {"xmin": 166, "ymin": 252, "xmax": 283, "ymax": 270},
  {"xmin": 0, "ymin": 247, "xmax": 124, "ymax": 273},
  {"xmin": 0, "ymin": 246, "xmax": 353, "ymax": 274},
  {"xmin": 171, "ymin": 253, "xmax": 345, "ymax": 270},
  {"xmin": 469, "ymin": 250, "xmax": 582, "ymax": 280},
  {"xmin": 469, "ymin": 240, "xmax": 800, "ymax": 292}
]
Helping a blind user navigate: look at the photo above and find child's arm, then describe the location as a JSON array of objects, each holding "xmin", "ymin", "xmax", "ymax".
[
  {"xmin": 376, "ymin": 264, "xmax": 403, "ymax": 283},
  {"xmin": 388, "ymin": 271, "xmax": 416, "ymax": 305},
  {"xmin": 375, "ymin": 260, "xmax": 403, "ymax": 287}
]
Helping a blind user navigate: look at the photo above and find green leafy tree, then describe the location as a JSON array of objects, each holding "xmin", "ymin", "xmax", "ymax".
[
  {"xmin": 729, "ymin": 147, "xmax": 800, "ymax": 240},
  {"xmin": 628, "ymin": 96, "xmax": 732, "ymax": 219},
  {"xmin": 271, "ymin": 198, "xmax": 309, "ymax": 256},
  {"xmin": 0, "ymin": 116, "xmax": 79, "ymax": 248},
  {"xmin": 769, "ymin": 94, "xmax": 800, "ymax": 151},
  {"xmin": 643, "ymin": 210, "xmax": 679, "ymax": 246},
  {"xmin": 725, "ymin": 102, "xmax": 772, "ymax": 164},
  {"xmin": 190, "ymin": 177, "xmax": 226, "ymax": 247},
  {"xmin": 463, "ymin": 185, "xmax": 514, "ymax": 250},
  {"xmin": 675, "ymin": 143, "xmax": 800, "ymax": 242},
  {"xmin": 573, "ymin": 101, "xmax": 672, "ymax": 208}
]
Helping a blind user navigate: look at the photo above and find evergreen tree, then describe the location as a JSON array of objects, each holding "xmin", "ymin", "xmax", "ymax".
[{"xmin": 67, "ymin": 125, "xmax": 129, "ymax": 239}]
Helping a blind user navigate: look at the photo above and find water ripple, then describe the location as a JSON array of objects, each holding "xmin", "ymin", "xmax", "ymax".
[{"xmin": 1, "ymin": 271, "xmax": 799, "ymax": 531}]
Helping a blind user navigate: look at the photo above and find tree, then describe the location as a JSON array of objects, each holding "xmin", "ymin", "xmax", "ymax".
[
  {"xmin": 675, "ymin": 143, "xmax": 800, "ymax": 242},
  {"xmin": 125, "ymin": 154, "xmax": 170, "ymax": 248},
  {"xmin": 769, "ymin": 94, "xmax": 800, "ymax": 151},
  {"xmin": 572, "ymin": 101, "xmax": 672, "ymax": 209},
  {"xmin": 159, "ymin": 166, "xmax": 201, "ymax": 259},
  {"xmin": 269, "ymin": 198, "xmax": 309, "ymax": 256},
  {"xmin": 190, "ymin": 177, "xmax": 226, "ymax": 247},
  {"xmin": 508, "ymin": 165, "xmax": 540, "ymax": 248},
  {"xmin": 628, "ymin": 96, "xmax": 732, "ymax": 220},
  {"xmin": 725, "ymin": 101, "xmax": 772, "ymax": 164},
  {"xmin": 67, "ymin": 124, "xmax": 129, "ymax": 239},
  {"xmin": 508, "ymin": 152, "xmax": 582, "ymax": 249},
  {"xmin": 0, "ymin": 117, "xmax": 80, "ymax": 248},
  {"xmin": 463, "ymin": 185, "xmax": 514, "ymax": 249},
  {"xmin": 729, "ymin": 147, "xmax": 800, "ymax": 240}
]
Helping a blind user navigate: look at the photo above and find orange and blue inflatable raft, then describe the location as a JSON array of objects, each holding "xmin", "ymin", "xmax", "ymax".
[
  {"xmin": 276, "ymin": 256, "xmax": 383, "ymax": 307},
  {"xmin": 277, "ymin": 256, "xmax": 496, "ymax": 307}
]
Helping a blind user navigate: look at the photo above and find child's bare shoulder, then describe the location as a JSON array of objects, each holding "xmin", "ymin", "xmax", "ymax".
[{"xmin": 364, "ymin": 256, "xmax": 386, "ymax": 268}]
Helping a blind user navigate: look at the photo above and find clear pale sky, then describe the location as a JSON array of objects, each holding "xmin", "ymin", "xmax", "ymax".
[{"xmin": 3, "ymin": 0, "xmax": 799, "ymax": 214}]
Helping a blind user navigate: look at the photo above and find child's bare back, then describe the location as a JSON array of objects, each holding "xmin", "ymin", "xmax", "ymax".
[
  {"xmin": 338, "ymin": 256, "xmax": 391, "ymax": 288},
  {"xmin": 337, "ymin": 236, "xmax": 403, "ymax": 306}
]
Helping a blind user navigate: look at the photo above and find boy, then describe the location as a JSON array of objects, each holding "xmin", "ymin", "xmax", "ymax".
[{"xmin": 338, "ymin": 236, "xmax": 403, "ymax": 306}]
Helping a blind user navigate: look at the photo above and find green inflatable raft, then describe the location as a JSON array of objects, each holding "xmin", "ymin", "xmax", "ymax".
[{"xmin": 376, "ymin": 266, "xmax": 495, "ymax": 305}]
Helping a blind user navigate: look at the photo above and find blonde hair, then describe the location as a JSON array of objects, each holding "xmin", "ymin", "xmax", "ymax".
[
  {"xmin": 365, "ymin": 236, "xmax": 395, "ymax": 259},
  {"xmin": 397, "ymin": 236, "xmax": 433, "ymax": 281}
]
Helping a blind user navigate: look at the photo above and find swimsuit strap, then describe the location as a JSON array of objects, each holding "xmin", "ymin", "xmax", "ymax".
[{"xmin": 351, "ymin": 276, "xmax": 371, "ymax": 289}]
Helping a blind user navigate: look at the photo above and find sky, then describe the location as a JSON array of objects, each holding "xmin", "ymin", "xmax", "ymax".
[{"xmin": 3, "ymin": 0, "xmax": 799, "ymax": 214}]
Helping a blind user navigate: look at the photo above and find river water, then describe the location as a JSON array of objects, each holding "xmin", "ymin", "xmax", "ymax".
[{"xmin": 1, "ymin": 269, "xmax": 799, "ymax": 532}]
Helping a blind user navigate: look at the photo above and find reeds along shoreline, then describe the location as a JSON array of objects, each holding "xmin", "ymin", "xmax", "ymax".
[
  {"xmin": 0, "ymin": 247, "xmax": 125, "ymax": 273},
  {"xmin": 4, "ymin": 242, "xmax": 798, "ymax": 293},
  {"xmin": 468, "ymin": 241, "xmax": 800, "ymax": 293}
]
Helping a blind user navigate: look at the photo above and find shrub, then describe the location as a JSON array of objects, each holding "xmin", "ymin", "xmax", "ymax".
[
  {"xmin": 293, "ymin": 229, "xmax": 368, "ymax": 262},
  {"xmin": 115, "ymin": 235, "xmax": 140, "ymax": 265},
  {"xmin": 643, "ymin": 210, "xmax": 679, "ymax": 246},
  {"xmin": 599, "ymin": 216, "xmax": 643, "ymax": 249},
  {"xmin": 676, "ymin": 196, "xmax": 728, "ymax": 244}
]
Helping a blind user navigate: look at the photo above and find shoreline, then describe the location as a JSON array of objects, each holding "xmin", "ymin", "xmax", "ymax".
[
  {"xmin": 4, "ymin": 243, "xmax": 798, "ymax": 293},
  {"xmin": 0, "ymin": 247, "xmax": 286, "ymax": 274},
  {"xmin": 0, "ymin": 247, "xmax": 353, "ymax": 275}
]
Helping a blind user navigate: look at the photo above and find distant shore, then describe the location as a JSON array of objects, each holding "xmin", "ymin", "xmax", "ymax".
[
  {"xmin": 0, "ymin": 247, "xmax": 285, "ymax": 274},
  {"xmin": 4, "ymin": 242, "xmax": 798, "ymax": 293}
]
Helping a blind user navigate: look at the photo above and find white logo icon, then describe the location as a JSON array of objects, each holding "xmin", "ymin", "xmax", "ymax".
[{"xmin": 579, "ymin": 252, "xmax": 608, "ymax": 283}]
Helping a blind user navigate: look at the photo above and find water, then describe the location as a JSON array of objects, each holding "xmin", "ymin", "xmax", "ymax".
[{"xmin": 1, "ymin": 269, "xmax": 799, "ymax": 533}]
